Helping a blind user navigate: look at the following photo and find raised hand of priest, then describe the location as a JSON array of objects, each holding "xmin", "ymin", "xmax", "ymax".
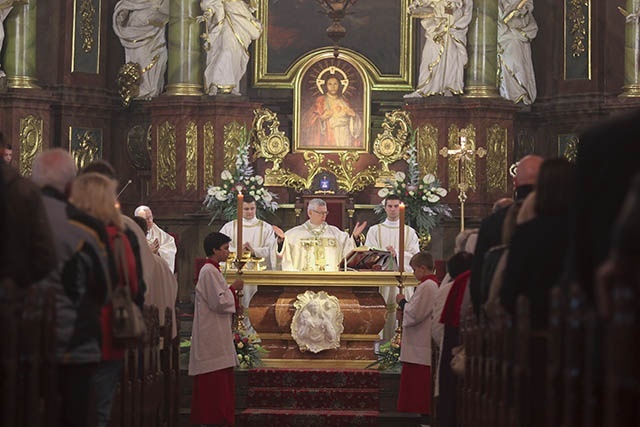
[
  {"xmin": 352, "ymin": 221, "xmax": 367, "ymax": 238},
  {"xmin": 272, "ymin": 225, "xmax": 285, "ymax": 241}
]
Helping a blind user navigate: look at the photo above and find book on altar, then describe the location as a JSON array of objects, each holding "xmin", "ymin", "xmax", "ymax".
[{"xmin": 340, "ymin": 247, "xmax": 395, "ymax": 271}]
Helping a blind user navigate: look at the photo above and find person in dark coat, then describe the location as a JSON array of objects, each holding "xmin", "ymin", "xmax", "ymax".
[{"xmin": 469, "ymin": 154, "xmax": 543, "ymax": 314}]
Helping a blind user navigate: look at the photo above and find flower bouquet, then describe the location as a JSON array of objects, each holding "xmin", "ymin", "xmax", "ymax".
[
  {"xmin": 375, "ymin": 134, "xmax": 452, "ymax": 234},
  {"xmin": 234, "ymin": 331, "xmax": 268, "ymax": 369},
  {"xmin": 367, "ymin": 341, "xmax": 401, "ymax": 371},
  {"xmin": 203, "ymin": 139, "xmax": 278, "ymax": 224}
]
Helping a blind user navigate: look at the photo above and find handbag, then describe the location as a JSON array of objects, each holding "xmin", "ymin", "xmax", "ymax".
[
  {"xmin": 110, "ymin": 232, "xmax": 146, "ymax": 341},
  {"xmin": 450, "ymin": 345, "xmax": 465, "ymax": 377}
]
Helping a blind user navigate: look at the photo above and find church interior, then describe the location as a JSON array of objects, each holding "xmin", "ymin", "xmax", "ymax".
[{"xmin": 1, "ymin": 0, "xmax": 640, "ymax": 426}]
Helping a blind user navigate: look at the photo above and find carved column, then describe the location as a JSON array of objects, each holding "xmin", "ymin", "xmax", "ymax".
[
  {"xmin": 465, "ymin": 0, "xmax": 499, "ymax": 98},
  {"xmin": 4, "ymin": 0, "xmax": 39, "ymax": 89},
  {"xmin": 620, "ymin": 0, "xmax": 640, "ymax": 97},
  {"xmin": 165, "ymin": 0, "xmax": 202, "ymax": 95}
]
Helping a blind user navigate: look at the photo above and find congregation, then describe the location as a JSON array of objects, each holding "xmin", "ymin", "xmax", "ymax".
[{"xmin": 2, "ymin": 105, "xmax": 640, "ymax": 427}]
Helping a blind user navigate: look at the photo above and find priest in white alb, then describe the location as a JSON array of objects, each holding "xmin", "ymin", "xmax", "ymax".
[
  {"xmin": 135, "ymin": 205, "xmax": 177, "ymax": 273},
  {"xmin": 219, "ymin": 195, "xmax": 278, "ymax": 306},
  {"xmin": 278, "ymin": 198, "xmax": 366, "ymax": 272},
  {"xmin": 365, "ymin": 194, "xmax": 420, "ymax": 339}
]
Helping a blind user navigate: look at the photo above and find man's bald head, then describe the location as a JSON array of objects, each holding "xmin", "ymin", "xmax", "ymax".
[{"xmin": 514, "ymin": 155, "xmax": 544, "ymax": 187}]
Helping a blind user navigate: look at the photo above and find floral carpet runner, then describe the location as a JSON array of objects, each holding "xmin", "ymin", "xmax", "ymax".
[{"xmin": 238, "ymin": 368, "xmax": 380, "ymax": 426}]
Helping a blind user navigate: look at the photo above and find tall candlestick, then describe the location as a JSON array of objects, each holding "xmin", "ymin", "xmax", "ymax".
[
  {"xmin": 398, "ymin": 202, "xmax": 405, "ymax": 272},
  {"xmin": 237, "ymin": 191, "xmax": 243, "ymax": 260}
]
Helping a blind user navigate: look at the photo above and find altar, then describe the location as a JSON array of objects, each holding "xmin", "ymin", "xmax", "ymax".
[{"xmin": 240, "ymin": 270, "xmax": 418, "ymax": 368}]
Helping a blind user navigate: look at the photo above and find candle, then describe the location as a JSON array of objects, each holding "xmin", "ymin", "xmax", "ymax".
[
  {"xmin": 398, "ymin": 202, "xmax": 405, "ymax": 273},
  {"xmin": 237, "ymin": 191, "xmax": 243, "ymax": 260}
]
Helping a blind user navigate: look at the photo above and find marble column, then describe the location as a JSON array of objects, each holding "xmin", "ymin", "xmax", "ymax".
[
  {"xmin": 620, "ymin": 0, "xmax": 640, "ymax": 97},
  {"xmin": 4, "ymin": 0, "xmax": 39, "ymax": 89},
  {"xmin": 165, "ymin": 0, "xmax": 203, "ymax": 96},
  {"xmin": 464, "ymin": 0, "xmax": 499, "ymax": 98}
]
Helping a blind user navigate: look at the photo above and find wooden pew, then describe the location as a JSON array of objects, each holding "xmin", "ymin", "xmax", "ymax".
[{"xmin": 0, "ymin": 282, "xmax": 57, "ymax": 427}]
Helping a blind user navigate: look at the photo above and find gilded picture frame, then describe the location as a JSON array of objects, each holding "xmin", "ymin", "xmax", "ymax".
[
  {"xmin": 294, "ymin": 50, "xmax": 370, "ymax": 153},
  {"xmin": 253, "ymin": 0, "xmax": 413, "ymax": 90}
]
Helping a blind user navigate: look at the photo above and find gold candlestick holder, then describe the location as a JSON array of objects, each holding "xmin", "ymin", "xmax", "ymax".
[
  {"xmin": 390, "ymin": 273, "xmax": 405, "ymax": 349},
  {"xmin": 232, "ymin": 254, "xmax": 249, "ymax": 333}
]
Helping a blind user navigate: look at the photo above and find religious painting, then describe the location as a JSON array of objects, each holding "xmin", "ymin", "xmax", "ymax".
[
  {"xmin": 294, "ymin": 52, "xmax": 370, "ymax": 153},
  {"xmin": 254, "ymin": 0, "xmax": 413, "ymax": 90}
]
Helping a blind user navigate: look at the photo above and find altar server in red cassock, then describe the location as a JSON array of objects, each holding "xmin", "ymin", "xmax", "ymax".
[
  {"xmin": 189, "ymin": 232, "xmax": 243, "ymax": 426},
  {"xmin": 396, "ymin": 252, "xmax": 439, "ymax": 425}
]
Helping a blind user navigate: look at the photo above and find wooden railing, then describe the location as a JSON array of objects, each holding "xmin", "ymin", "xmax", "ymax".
[
  {"xmin": 0, "ymin": 282, "xmax": 57, "ymax": 427},
  {"xmin": 109, "ymin": 305, "xmax": 180, "ymax": 427},
  {"xmin": 457, "ymin": 278, "xmax": 639, "ymax": 427},
  {"xmin": 0, "ymin": 280, "xmax": 181, "ymax": 427}
]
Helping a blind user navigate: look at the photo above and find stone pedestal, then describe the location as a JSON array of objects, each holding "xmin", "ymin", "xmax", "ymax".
[{"xmin": 242, "ymin": 271, "xmax": 417, "ymax": 368}]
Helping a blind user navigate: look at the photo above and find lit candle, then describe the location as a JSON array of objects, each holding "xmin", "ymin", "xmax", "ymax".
[
  {"xmin": 398, "ymin": 202, "xmax": 405, "ymax": 273},
  {"xmin": 237, "ymin": 190, "xmax": 243, "ymax": 260},
  {"xmin": 460, "ymin": 135, "xmax": 467, "ymax": 150}
]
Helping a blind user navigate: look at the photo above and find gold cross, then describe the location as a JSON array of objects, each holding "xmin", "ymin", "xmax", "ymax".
[{"xmin": 439, "ymin": 132, "xmax": 486, "ymax": 231}]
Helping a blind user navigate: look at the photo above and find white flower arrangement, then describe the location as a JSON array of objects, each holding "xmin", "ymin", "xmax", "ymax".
[
  {"xmin": 203, "ymin": 139, "xmax": 278, "ymax": 223},
  {"xmin": 375, "ymin": 133, "xmax": 452, "ymax": 233}
]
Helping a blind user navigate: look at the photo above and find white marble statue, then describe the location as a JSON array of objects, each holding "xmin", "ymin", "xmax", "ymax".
[
  {"xmin": 0, "ymin": 0, "xmax": 14, "ymax": 79},
  {"xmin": 197, "ymin": 0, "xmax": 262, "ymax": 96},
  {"xmin": 405, "ymin": 0, "xmax": 473, "ymax": 98},
  {"xmin": 498, "ymin": 0, "xmax": 538, "ymax": 104},
  {"xmin": 113, "ymin": 0, "xmax": 169, "ymax": 100}
]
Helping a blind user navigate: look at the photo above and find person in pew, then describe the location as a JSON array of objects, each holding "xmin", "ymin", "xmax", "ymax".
[
  {"xmin": 219, "ymin": 194, "xmax": 278, "ymax": 306},
  {"xmin": 395, "ymin": 252, "xmax": 439, "ymax": 427},
  {"xmin": 278, "ymin": 198, "xmax": 366, "ymax": 271},
  {"xmin": 80, "ymin": 160, "xmax": 154, "ymax": 307},
  {"xmin": 70, "ymin": 172, "xmax": 143, "ymax": 427},
  {"xmin": 135, "ymin": 204, "xmax": 177, "ymax": 273},
  {"xmin": 500, "ymin": 158, "xmax": 575, "ymax": 329},
  {"xmin": 0, "ymin": 132, "xmax": 56, "ymax": 289},
  {"xmin": 31, "ymin": 149, "xmax": 111, "ymax": 427},
  {"xmin": 189, "ymin": 232, "xmax": 244, "ymax": 427},
  {"xmin": 437, "ymin": 251, "xmax": 473, "ymax": 427},
  {"xmin": 469, "ymin": 154, "xmax": 543, "ymax": 315},
  {"xmin": 365, "ymin": 194, "xmax": 420, "ymax": 340}
]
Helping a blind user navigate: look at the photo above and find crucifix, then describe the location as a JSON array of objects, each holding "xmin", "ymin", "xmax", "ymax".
[{"xmin": 439, "ymin": 132, "xmax": 486, "ymax": 231}]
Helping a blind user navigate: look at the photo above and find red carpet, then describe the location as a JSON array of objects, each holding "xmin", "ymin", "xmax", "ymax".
[{"xmin": 238, "ymin": 368, "xmax": 380, "ymax": 426}]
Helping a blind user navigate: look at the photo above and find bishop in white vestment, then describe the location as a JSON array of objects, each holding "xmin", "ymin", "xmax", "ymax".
[{"xmin": 280, "ymin": 199, "xmax": 366, "ymax": 272}]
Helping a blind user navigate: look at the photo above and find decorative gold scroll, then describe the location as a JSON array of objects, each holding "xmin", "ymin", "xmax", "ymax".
[
  {"xmin": 486, "ymin": 125, "xmax": 508, "ymax": 192},
  {"xmin": 157, "ymin": 121, "xmax": 176, "ymax": 190},
  {"xmin": 19, "ymin": 115, "xmax": 43, "ymax": 176},
  {"xmin": 223, "ymin": 121, "xmax": 247, "ymax": 175},
  {"xmin": 373, "ymin": 109, "xmax": 411, "ymax": 186},
  {"xmin": 126, "ymin": 125, "xmax": 151, "ymax": 170},
  {"xmin": 204, "ymin": 122, "xmax": 215, "ymax": 186},
  {"xmin": 325, "ymin": 151, "xmax": 377, "ymax": 194},
  {"xmin": 416, "ymin": 123, "xmax": 438, "ymax": 176},
  {"xmin": 252, "ymin": 107, "xmax": 290, "ymax": 186},
  {"xmin": 445, "ymin": 125, "xmax": 479, "ymax": 191},
  {"xmin": 268, "ymin": 151, "xmax": 325, "ymax": 192},
  {"xmin": 185, "ymin": 121, "xmax": 197, "ymax": 190},
  {"xmin": 69, "ymin": 127, "xmax": 102, "ymax": 171}
]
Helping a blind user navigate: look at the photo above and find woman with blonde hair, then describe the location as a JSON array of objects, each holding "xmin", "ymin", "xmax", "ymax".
[{"xmin": 71, "ymin": 172, "xmax": 142, "ymax": 427}]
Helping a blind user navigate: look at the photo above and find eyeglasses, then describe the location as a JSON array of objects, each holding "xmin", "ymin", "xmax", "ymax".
[{"xmin": 312, "ymin": 210, "xmax": 329, "ymax": 216}]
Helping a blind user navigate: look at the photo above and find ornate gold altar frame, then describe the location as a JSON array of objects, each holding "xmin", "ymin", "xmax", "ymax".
[
  {"xmin": 294, "ymin": 50, "xmax": 370, "ymax": 153},
  {"xmin": 253, "ymin": 0, "xmax": 413, "ymax": 90}
]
